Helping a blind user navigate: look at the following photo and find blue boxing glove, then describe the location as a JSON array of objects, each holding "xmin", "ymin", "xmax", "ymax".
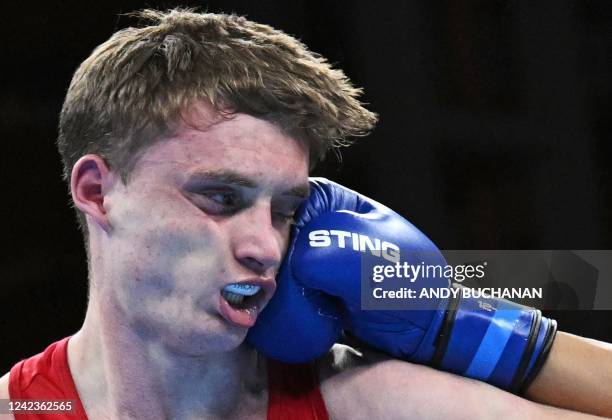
[{"xmin": 247, "ymin": 178, "xmax": 557, "ymax": 393}]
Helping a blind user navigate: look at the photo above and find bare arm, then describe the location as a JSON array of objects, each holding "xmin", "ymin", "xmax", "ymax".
[
  {"xmin": 525, "ymin": 332, "xmax": 612, "ymax": 417},
  {"xmin": 320, "ymin": 347, "xmax": 604, "ymax": 420}
]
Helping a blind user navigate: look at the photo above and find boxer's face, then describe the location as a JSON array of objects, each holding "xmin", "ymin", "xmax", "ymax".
[{"xmin": 101, "ymin": 103, "xmax": 309, "ymax": 355}]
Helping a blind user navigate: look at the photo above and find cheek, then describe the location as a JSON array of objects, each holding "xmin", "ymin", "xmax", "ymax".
[
  {"xmin": 109, "ymin": 230, "xmax": 228, "ymax": 329},
  {"xmin": 108, "ymin": 205, "xmax": 228, "ymax": 306},
  {"xmin": 138, "ymin": 224, "xmax": 223, "ymax": 280}
]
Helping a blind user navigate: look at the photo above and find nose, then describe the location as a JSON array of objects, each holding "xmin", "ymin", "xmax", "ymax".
[{"xmin": 232, "ymin": 201, "xmax": 284, "ymax": 276}]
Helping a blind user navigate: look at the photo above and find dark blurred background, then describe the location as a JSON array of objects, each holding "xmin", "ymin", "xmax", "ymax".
[{"xmin": 1, "ymin": 0, "xmax": 611, "ymax": 371}]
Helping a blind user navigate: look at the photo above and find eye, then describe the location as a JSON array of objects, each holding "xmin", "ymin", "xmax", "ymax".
[
  {"xmin": 273, "ymin": 211, "xmax": 296, "ymax": 225},
  {"xmin": 206, "ymin": 191, "xmax": 237, "ymax": 206},
  {"xmin": 192, "ymin": 189, "xmax": 242, "ymax": 215},
  {"xmin": 271, "ymin": 200, "xmax": 302, "ymax": 226}
]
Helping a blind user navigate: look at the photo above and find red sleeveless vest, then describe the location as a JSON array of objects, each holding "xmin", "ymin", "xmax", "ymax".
[{"xmin": 9, "ymin": 337, "xmax": 329, "ymax": 420}]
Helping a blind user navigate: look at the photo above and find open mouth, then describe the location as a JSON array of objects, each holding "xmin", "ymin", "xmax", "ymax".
[
  {"xmin": 218, "ymin": 283, "xmax": 269, "ymax": 328},
  {"xmin": 221, "ymin": 283, "xmax": 263, "ymax": 310}
]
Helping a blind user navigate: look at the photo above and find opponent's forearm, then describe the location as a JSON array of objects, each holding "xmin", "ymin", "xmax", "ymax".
[
  {"xmin": 525, "ymin": 331, "xmax": 612, "ymax": 417},
  {"xmin": 323, "ymin": 359, "xmax": 605, "ymax": 420}
]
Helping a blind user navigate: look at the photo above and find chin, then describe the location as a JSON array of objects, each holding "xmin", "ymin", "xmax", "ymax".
[{"xmin": 161, "ymin": 320, "xmax": 249, "ymax": 356}]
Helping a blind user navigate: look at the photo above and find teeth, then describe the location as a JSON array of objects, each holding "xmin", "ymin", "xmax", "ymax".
[
  {"xmin": 222, "ymin": 284, "xmax": 262, "ymax": 307},
  {"xmin": 222, "ymin": 290, "xmax": 245, "ymax": 305},
  {"xmin": 223, "ymin": 284, "xmax": 261, "ymax": 296}
]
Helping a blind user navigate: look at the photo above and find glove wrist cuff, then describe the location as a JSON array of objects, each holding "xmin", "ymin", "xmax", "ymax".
[{"xmin": 431, "ymin": 291, "xmax": 557, "ymax": 392}]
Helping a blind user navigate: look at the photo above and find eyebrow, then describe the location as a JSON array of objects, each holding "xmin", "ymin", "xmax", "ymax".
[{"xmin": 185, "ymin": 170, "xmax": 310, "ymax": 198}]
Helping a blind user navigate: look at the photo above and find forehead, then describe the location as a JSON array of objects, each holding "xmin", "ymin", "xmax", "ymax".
[{"xmin": 131, "ymin": 105, "xmax": 309, "ymax": 186}]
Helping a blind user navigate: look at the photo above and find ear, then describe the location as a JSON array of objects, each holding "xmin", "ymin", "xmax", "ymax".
[{"xmin": 70, "ymin": 154, "xmax": 114, "ymax": 232}]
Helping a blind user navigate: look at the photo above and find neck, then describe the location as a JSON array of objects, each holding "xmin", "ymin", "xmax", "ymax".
[{"xmin": 68, "ymin": 288, "xmax": 267, "ymax": 419}]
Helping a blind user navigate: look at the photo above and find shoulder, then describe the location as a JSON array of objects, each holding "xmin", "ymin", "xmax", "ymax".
[
  {"xmin": 0, "ymin": 371, "xmax": 9, "ymax": 398},
  {"xmin": 317, "ymin": 344, "xmax": 567, "ymax": 420},
  {"xmin": 0, "ymin": 372, "xmax": 16, "ymax": 420}
]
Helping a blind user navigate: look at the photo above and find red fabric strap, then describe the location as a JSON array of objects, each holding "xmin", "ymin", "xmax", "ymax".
[
  {"xmin": 9, "ymin": 338, "xmax": 329, "ymax": 420},
  {"xmin": 8, "ymin": 337, "xmax": 88, "ymax": 419}
]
